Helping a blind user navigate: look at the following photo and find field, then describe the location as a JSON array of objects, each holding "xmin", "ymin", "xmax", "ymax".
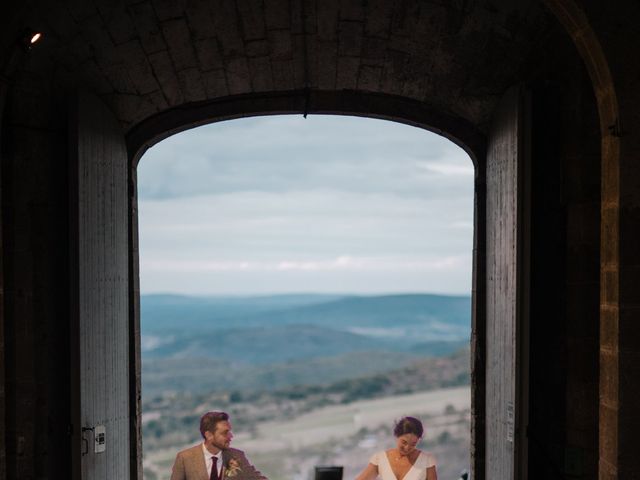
[{"xmin": 143, "ymin": 386, "xmax": 470, "ymax": 480}]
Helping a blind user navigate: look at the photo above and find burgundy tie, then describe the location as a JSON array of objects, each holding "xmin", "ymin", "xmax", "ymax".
[{"xmin": 210, "ymin": 456, "xmax": 219, "ymax": 480}]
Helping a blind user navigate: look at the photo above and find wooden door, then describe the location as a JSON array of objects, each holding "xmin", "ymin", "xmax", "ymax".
[
  {"xmin": 485, "ymin": 86, "xmax": 530, "ymax": 480},
  {"xmin": 70, "ymin": 91, "xmax": 130, "ymax": 480}
]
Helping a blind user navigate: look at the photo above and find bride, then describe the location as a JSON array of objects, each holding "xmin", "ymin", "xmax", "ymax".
[{"xmin": 355, "ymin": 417, "xmax": 437, "ymax": 480}]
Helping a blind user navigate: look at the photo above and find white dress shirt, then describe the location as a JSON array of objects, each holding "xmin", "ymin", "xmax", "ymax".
[{"xmin": 202, "ymin": 443, "xmax": 222, "ymax": 478}]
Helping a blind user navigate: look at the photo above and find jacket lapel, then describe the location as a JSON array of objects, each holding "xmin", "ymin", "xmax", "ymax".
[{"xmin": 194, "ymin": 445, "xmax": 209, "ymax": 480}]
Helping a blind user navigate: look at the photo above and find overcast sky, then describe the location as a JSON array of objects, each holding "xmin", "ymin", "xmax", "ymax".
[{"xmin": 137, "ymin": 114, "xmax": 474, "ymax": 296}]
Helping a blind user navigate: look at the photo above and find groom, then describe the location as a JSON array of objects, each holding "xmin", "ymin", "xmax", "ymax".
[{"xmin": 170, "ymin": 411, "xmax": 268, "ymax": 480}]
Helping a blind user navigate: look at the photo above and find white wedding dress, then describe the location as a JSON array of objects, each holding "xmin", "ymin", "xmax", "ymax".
[{"xmin": 369, "ymin": 451, "xmax": 436, "ymax": 480}]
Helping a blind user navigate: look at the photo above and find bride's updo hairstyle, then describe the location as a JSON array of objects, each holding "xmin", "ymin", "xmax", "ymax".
[{"xmin": 393, "ymin": 416, "xmax": 424, "ymax": 438}]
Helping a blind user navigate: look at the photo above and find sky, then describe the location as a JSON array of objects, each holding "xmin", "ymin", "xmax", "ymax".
[{"xmin": 137, "ymin": 114, "xmax": 475, "ymax": 296}]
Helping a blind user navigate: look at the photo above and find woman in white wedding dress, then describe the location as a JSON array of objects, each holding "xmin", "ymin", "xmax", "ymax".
[{"xmin": 355, "ymin": 417, "xmax": 437, "ymax": 480}]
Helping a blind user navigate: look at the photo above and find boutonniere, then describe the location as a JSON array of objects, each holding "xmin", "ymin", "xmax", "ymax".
[{"xmin": 225, "ymin": 458, "xmax": 242, "ymax": 478}]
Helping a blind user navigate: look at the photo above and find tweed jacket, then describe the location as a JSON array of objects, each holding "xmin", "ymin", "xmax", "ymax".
[{"xmin": 170, "ymin": 444, "xmax": 267, "ymax": 480}]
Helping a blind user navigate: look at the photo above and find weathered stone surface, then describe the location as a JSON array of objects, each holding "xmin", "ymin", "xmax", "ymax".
[
  {"xmin": 162, "ymin": 18, "xmax": 198, "ymax": 70},
  {"xmin": 225, "ymin": 56, "xmax": 251, "ymax": 94},
  {"xmin": 152, "ymin": 0, "xmax": 185, "ymax": 22},
  {"xmin": 202, "ymin": 69, "xmax": 228, "ymax": 97},
  {"xmin": 247, "ymin": 56, "xmax": 273, "ymax": 91},
  {"xmin": 264, "ymin": 0, "xmax": 289, "ymax": 30},
  {"xmin": 194, "ymin": 38, "xmax": 223, "ymax": 71},
  {"xmin": 237, "ymin": 0, "xmax": 266, "ymax": 41},
  {"xmin": 148, "ymin": 49, "xmax": 184, "ymax": 105},
  {"xmin": 116, "ymin": 40, "xmax": 159, "ymax": 95},
  {"xmin": 357, "ymin": 64, "xmax": 382, "ymax": 91},
  {"xmin": 268, "ymin": 29, "xmax": 293, "ymax": 60},
  {"xmin": 130, "ymin": 1, "xmax": 167, "ymax": 54},
  {"xmin": 177, "ymin": 67, "xmax": 206, "ymax": 102}
]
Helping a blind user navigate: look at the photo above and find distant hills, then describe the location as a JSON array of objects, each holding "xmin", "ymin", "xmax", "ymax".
[{"xmin": 141, "ymin": 293, "xmax": 471, "ymax": 397}]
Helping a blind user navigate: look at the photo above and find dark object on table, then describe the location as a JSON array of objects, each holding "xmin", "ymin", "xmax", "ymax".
[{"xmin": 315, "ymin": 466, "xmax": 343, "ymax": 480}]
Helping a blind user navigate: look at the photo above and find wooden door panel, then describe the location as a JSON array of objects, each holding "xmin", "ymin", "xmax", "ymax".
[
  {"xmin": 71, "ymin": 91, "xmax": 130, "ymax": 480},
  {"xmin": 485, "ymin": 86, "xmax": 529, "ymax": 480}
]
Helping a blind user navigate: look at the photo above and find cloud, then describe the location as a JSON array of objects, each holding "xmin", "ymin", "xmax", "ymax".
[
  {"xmin": 137, "ymin": 115, "xmax": 473, "ymax": 200},
  {"xmin": 137, "ymin": 115, "xmax": 474, "ymax": 295},
  {"xmin": 142, "ymin": 255, "xmax": 469, "ymax": 273}
]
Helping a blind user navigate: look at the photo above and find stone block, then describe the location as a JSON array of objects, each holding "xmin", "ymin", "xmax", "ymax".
[
  {"xmin": 212, "ymin": 0, "xmax": 245, "ymax": 56},
  {"xmin": 246, "ymin": 39, "xmax": 269, "ymax": 57},
  {"xmin": 291, "ymin": 0, "xmax": 316, "ymax": 35},
  {"xmin": 45, "ymin": 6, "xmax": 78, "ymax": 41},
  {"xmin": 601, "ymin": 306, "xmax": 618, "ymax": 352},
  {"xmin": 338, "ymin": 20, "xmax": 363, "ymax": 57},
  {"xmin": 401, "ymin": 65, "xmax": 426, "ymax": 100},
  {"xmin": 194, "ymin": 38, "xmax": 223, "ymax": 71},
  {"xmin": 161, "ymin": 18, "xmax": 197, "ymax": 70},
  {"xmin": 202, "ymin": 69, "xmax": 228, "ymax": 98},
  {"xmin": 65, "ymin": 33, "xmax": 94, "ymax": 66},
  {"xmin": 602, "ymin": 268, "xmax": 619, "ymax": 306},
  {"xmin": 364, "ymin": 0, "xmax": 393, "ymax": 37},
  {"xmin": 290, "ymin": 34, "xmax": 307, "ymax": 87},
  {"xmin": 248, "ymin": 56, "xmax": 274, "ymax": 91},
  {"xmin": 316, "ymin": 41, "xmax": 337, "ymax": 90},
  {"xmin": 130, "ymin": 1, "xmax": 167, "ymax": 54},
  {"xmin": 336, "ymin": 56, "xmax": 359, "ymax": 90},
  {"xmin": 317, "ymin": 0, "xmax": 339, "ymax": 40},
  {"xmin": 101, "ymin": 63, "xmax": 138, "ymax": 94},
  {"xmin": 105, "ymin": 92, "xmax": 147, "ymax": 125},
  {"xmin": 339, "ymin": 0, "xmax": 364, "ymax": 22},
  {"xmin": 357, "ymin": 64, "xmax": 381, "ymax": 91},
  {"xmin": 362, "ymin": 37, "xmax": 387, "ymax": 62},
  {"xmin": 380, "ymin": 54, "xmax": 407, "ymax": 96},
  {"xmin": 268, "ymin": 29, "xmax": 293, "ymax": 60},
  {"xmin": 100, "ymin": 2, "xmax": 137, "ymax": 45},
  {"xmin": 185, "ymin": 0, "xmax": 216, "ymax": 40},
  {"xmin": 601, "ymin": 205, "xmax": 619, "ymax": 267},
  {"xmin": 177, "ymin": 67, "xmax": 206, "ymax": 102},
  {"xmin": 600, "ymin": 350, "xmax": 619, "ymax": 408},
  {"xmin": 271, "ymin": 60, "xmax": 295, "ymax": 90},
  {"xmin": 67, "ymin": 0, "xmax": 98, "ymax": 21},
  {"xmin": 80, "ymin": 14, "xmax": 117, "ymax": 63},
  {"xmin": 148, "ymin": 50, "xmax": 184, "ymax": 105},
  {"xmin": 237, "ymin": 0, "xmax": 266, "ymax": 41},
  {"xmin": 389, "ymin": 0, "xmax": 422, "ymax": 36},
  {"xmin": 116, "ymin": 40, "xmax": 159, "ymax": 95},
  {"xmin": 152, "ymin": 0, "xmax": 185, "ymax": 21},
  {"xmin": 599, "ymin": 404, "xmax": 619, "ymax": 469},
  {"xmin": 225, "ymin": 57, "xmax": 252, "ymax": 94},
  {"xmin": 264, "ymin": 0, "xmax": 290, "ymax": 30},
  {"xmin": 601, "ymin": 139, "xmax": 619, "ymax": 204},
  {"xmin": 304, "ymin": 35, "xmax": 318, "ymax": 88},
  {"xmin": 143, "ymin": 90, "xmax": 169, "ymax": 111}
]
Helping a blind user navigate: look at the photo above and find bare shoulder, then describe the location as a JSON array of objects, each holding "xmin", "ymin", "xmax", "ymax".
[{"xmin": 418, "ymin": 451, "xmax": 436, "ymax": 468}]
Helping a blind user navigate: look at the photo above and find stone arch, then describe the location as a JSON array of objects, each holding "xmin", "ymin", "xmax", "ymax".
[
  {"xmin": 127, "ymin": 90, "xmax": 485, "ymax": 167},
  {"xmin": 126, "ymin": 89, "xmax": 489, "ymax": 478},
  {"xmin": 544, "ymin": 1, "xmax": 621, "ymax": 477}
]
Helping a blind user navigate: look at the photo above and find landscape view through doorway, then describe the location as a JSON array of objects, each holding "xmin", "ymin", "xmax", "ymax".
[{"xmin": 137, "ymin": 115, "xmax": 474, "ymax": 480}]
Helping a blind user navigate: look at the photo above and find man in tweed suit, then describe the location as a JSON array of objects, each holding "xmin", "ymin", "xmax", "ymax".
[{"xmin": 170, "ymin": 411, "xmax": 267, "ymax": 480}]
